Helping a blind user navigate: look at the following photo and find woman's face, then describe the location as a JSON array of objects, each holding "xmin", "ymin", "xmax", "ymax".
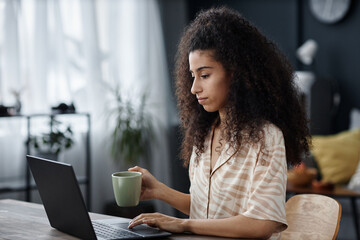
[{"xmin": 189, "ymin": 50, "xmax": 231, "ymax": 114}]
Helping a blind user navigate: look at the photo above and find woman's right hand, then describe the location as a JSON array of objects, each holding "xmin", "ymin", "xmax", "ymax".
[
  {"xmin": 129, "ymin": 166, "xmax": 190, "ymax": 216},
  {"xmin": 128, "ymin": 166, "xmax": 161, "ymax": 201}
]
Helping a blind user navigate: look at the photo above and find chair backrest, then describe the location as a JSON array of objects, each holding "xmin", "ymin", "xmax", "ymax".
[{"xmin": 282, "ymin": 194, "xmax": 342, "ymax": 240}]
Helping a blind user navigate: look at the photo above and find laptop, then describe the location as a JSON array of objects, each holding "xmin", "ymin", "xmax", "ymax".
[{"xmin": 26, "ymin": 155, "xmax": 171, "ymax": 240}]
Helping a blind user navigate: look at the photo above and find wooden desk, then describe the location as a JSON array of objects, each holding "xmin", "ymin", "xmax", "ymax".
[
  {"xmin": 0, "ymin": 199, "xmax": 230, "ymax": 240},
  {"xmin": 287, "ymin": 183, "xmax": 360, "ymax": 239}
]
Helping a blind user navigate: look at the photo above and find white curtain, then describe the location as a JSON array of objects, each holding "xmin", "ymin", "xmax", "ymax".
[{"xmin": 0, "ymin": 0, "xmax": 174, "ymax": 214}]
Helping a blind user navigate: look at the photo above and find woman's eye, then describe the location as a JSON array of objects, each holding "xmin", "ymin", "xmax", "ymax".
[{"xmin": 201, "ymin": 75, "xmax": 209, "ymax": 79}]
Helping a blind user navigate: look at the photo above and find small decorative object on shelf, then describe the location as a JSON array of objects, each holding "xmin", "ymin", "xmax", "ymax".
[
  {"xmin": 0, "ymin": 87, "xmax": 26, "ymax": 116},
  {"xmin": 0, "ymin": 105, "xmax": 18, "ymax": 116},
  {"xmin": 51, "ymin": 102, "xmax": 76, "ymax": 114},
  {"xmin": 11, "ymin": 88, "xmax": 24, "ymax": 114},
  {"xmin": 0, "ymin": 105, "xmax": 11, "ymax": 116}
]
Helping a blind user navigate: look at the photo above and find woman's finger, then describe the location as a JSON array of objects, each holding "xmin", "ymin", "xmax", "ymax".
[
  {"xmin": 128, "ymin": 166, "xmax": 141, "ymax": 172},
  {"xmin": 128, "ymin": 213, "xmax": 150, "ymax": 227},
  {"xmin": 128, "ymin": 166, "xmax": 149, "ymax": 175},
  {"xmin": 128, "ymin": 216, "xmax": 153, "ymax": 228}
]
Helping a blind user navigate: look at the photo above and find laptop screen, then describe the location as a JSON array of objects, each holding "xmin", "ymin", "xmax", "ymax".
[{"xmin": 27, "ymin": 155, "xmax": 97, "ymax": 239}]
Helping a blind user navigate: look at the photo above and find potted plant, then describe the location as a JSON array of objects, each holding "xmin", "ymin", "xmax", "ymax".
[
  {"xmin": 28, "ymin": 118, "xmax": 74, "ymax": 160},
  {"xmin": 107, "ymin": 84, "xmax": 154, "ymax": 167},
  {"xmin": 104, "ymin": 83, "xmax": 155, "ymax": 217}
]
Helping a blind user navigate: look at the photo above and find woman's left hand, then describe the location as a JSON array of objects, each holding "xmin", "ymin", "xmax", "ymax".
[{"xmin": 128, "ymin": 213, "xmax": 187, "ymax": 233}]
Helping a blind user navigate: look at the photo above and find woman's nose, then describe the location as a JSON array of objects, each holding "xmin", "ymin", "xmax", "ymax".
[{"xmin": 191, "ymin": 77, "xmax": 201, "ymax": 95}]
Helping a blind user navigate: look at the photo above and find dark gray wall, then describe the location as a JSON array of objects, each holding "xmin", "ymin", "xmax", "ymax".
[
  {"xmin": 159, "ymin": 0, "xmax": 188, "ymax": 95},
  {"xmin": 159, "ymin": 0, "xmax": 190, "ymax": 218},
  {"xmin": 302, "ymin": 0, "xmax": 360, "ymax": 132}
]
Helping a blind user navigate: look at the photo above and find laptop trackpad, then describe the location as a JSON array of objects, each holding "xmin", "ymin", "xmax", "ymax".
[
  {"xmin": 94, "ymin": 218, "xmax": 166, "ymax": 236},
  {"xmin": 112, "ymin": 222, "xmax": 165, "ymax": 235}
]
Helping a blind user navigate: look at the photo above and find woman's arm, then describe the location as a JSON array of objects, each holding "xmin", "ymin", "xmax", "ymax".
[
  {"xmin": 186, "ymin": 215, "xmax": 281, "ymax": 239},
  {"xmin": 128, "ymin": 166, "xmax": 190, "ymax": 215},
  {"xmin": 129, "ymin": 212, "xmax": 282, "ymax": 239},
  {"xmin": 156, "ymin": 181, "xmax": 190, "ymax": 215}
]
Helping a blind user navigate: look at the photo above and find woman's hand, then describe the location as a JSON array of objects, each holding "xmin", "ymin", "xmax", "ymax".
[
  {"xmin": 128, "ymin": 213, "xmax": 187, "ymax": 233},
  {"xmin": 128, "ymin": 166, "xmax": 161, "ymax": 201}
]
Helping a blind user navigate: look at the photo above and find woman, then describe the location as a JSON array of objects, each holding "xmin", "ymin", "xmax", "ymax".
[{"xmin": 128, "ymin": 6, "xmax": 310, "ymax": 239}]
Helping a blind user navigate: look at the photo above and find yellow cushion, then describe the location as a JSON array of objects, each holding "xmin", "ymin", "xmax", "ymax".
[{"xmin": 312, "ymin": 129, "xmax": 360, "ymax": 184}]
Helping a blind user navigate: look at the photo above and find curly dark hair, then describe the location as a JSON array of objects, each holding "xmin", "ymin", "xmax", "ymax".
[{"xmin": 175, "ymin": 6, "xmax": 310, "ymax": 167}]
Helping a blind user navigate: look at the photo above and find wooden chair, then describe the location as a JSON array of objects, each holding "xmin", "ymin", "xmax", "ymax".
[{"xmin": 282, "ymin": 194, "xmax": 342, "ymax": 240}]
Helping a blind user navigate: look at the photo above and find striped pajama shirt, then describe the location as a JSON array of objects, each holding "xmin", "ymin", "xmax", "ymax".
[{"xmin": 189, "ymin": 123, "xmax": 288, "ymax": 240}]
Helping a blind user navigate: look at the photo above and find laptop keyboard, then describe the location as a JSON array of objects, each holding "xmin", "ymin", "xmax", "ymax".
[{"xmin": 93, "ymin": 221, "xmax": 142, "ymax": 239}]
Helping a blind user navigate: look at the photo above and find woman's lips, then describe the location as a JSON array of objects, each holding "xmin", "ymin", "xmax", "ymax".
[{"xmin": 197, "ymin": 98, "xmax": 207, "ymax": 104}]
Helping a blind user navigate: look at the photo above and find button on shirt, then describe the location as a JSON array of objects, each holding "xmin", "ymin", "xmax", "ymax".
[{"xmin": 188, "ymin": 124, "xmax": 288, "ymax": 239}]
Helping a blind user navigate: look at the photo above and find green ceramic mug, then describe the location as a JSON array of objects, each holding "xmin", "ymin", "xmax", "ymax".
[{"xmin": 112, "ymin": 171, "xmax": 142, "ymax": 207}]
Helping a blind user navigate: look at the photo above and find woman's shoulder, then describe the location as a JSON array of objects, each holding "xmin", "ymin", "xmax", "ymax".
[{"xmin": 261, "ymin": 122, "xmax": 284, "ymax": 147}]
